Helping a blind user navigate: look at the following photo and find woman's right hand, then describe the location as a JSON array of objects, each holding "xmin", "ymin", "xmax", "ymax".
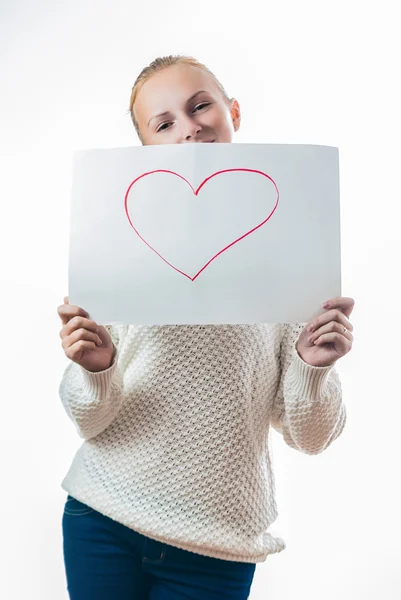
[{"xmin": 57, "ymin": 297, "xmax": 115, "ymax": 372}]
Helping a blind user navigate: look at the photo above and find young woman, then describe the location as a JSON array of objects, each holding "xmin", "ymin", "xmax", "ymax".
[{"xmin": 58, "ymin": 55, "xmax": 355, "ymax": 600}]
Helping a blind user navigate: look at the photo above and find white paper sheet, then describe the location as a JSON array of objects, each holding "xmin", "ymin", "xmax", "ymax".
[{"xmin": 68, "ymin": 143, "xmax": 341, "ymax": 324}]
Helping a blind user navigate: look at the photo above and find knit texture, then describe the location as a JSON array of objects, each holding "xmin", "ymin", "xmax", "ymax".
[{"xmin": 59, "ymin": 323, "xmax": 346, "ymax": 563}]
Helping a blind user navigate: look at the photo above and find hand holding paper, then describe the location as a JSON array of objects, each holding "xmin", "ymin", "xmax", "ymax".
[
  {"xmin": 296, "ymin": 296, "xmax": 355, "ymax": 366},
  {"xmin": 58, "ymin": 297, "xmax": 115, "ymax": 372}
]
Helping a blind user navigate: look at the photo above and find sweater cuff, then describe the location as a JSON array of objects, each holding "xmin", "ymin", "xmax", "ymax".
[
  {"xmin": 289, "ymin": 340, "xmax": 335, "ymax": 400},
  {"xmin": 80, "ymin": 346, "xmax": 118, "ymax": 397}
]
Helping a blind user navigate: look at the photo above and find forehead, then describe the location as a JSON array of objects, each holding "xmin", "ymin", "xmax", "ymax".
[{"xmin": 134, "ymin": 64, "xmax": 222, "ymax": 123}]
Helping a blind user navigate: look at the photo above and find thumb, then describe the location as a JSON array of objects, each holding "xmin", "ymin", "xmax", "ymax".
[{"xmin": 64, "ymin": 296, "xmax": 69, "ymax": 304}]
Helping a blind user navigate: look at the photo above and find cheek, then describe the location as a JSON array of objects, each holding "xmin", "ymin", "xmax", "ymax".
[
  {"xmin": 206, "ymin": 108, "xmax": 231, "ymax": 131},
  {"xmin": 144, "ymin": 130, "xmax": 170, "ymax": 145}
]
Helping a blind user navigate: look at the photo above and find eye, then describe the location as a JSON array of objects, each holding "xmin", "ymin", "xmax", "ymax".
[
  {"xmin": 193, "ymin": 102, "xmax": 210, "ymax": 112},
  {"xmin": 156, "ymin": 122, "xmax": 173, "ymax": 133}
]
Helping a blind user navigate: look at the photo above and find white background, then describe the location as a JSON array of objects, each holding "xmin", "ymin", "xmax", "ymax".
[{"xmin": 0, "ymin": 0, "xmax": 399, "ymax": 598}]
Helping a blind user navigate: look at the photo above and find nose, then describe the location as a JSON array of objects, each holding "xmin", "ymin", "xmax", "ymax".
[{"xmin": 180, "ymin": 115, "xmax": 202, "ymax": 142}]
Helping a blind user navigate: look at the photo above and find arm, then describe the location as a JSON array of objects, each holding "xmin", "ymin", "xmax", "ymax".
[
  {"xmin": 270, "ymin": 323, "xmax": 347, "ymax": 454},
  {"xmin": 59, "ymin": 324, "xmax": 129, "ymax": 440}
]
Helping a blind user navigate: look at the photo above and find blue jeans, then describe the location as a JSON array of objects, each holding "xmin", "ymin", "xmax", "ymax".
[{"xmin": 62, "ymin": 494, "xmax": 256, "ymax": 599}]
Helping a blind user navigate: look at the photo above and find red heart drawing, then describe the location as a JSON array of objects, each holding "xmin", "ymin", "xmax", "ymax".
[{"xmin": 124, "ymin": 168, "xmax": 279, "ymax": 281}]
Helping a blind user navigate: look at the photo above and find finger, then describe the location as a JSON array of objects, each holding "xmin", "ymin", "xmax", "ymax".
[
  {"xmin": 309, "ymin": 309, "xmax": 354, "ymax": 333},
  {"xmin": 58, "ymin": 303, "xmax": 89, "ymax": 326},
  {"xmin": 60, "ymin": 315, "xmax": 99, "ymax": 338},
  {"xmin": 64, "ymin": 296, "xmax": 69, "ymax": 304},
  {"xmin": 60, "ymin": 315, "xmax": 98, "ymax": 339},
  {"xmin": 63, "ymin": 338, "xmax": 100, "ymax": 361},
  {"xmin": 309, "ymin": 322, "xmax": 354, "ymax": 343},
  {"xmin": 313, "ymin": 331, "xmax": 353, "ymax": 352},
  {"xmin": 62, "ymin": 327, "xmax": 103, "ymax": 350},
  {"xmin": 322, "ymin": 297, "xmax": 355, "ymax": 318}
]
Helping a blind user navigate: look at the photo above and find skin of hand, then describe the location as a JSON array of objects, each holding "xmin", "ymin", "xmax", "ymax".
[
  {"xmin": 58, "ymin": 297, "xmax": 115, "ymax": 372},
  {"xmin": 296, "ymin": 296, "xmax": 355, "ymax": 367}
]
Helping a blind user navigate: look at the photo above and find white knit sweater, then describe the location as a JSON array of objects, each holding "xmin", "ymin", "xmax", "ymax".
[{"xmin": 59, "ymin": 322, "xmax": 346, "ymax": 563}]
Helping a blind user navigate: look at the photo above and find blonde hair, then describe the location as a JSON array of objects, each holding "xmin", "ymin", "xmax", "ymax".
[{"xmin": 128, "ymin": 55, "xmax": 231, "ymax": 143}]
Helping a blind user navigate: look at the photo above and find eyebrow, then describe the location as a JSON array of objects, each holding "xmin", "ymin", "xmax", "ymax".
[{"xmin": 147, "ymin": 90, "xmax": 210, "ymax": 127}]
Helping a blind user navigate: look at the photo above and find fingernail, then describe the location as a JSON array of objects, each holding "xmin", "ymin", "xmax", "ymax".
[{"xmin": 322, "ymin": 302, "xmax": 330, "ymax": 308}]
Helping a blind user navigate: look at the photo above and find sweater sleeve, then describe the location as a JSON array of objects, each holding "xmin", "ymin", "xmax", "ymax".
[
  {"xmin": 270, "ymin": 323, "xmax": 347, "ymax": 455},
  {"xmin": 58, "ymin": 324, "xmax": 129, "ymax": 440}
]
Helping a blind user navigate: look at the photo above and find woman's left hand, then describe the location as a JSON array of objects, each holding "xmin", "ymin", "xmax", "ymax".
[{"xmin": 296, "ymin": 297, "xmax": 355, "ymax": 367}]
